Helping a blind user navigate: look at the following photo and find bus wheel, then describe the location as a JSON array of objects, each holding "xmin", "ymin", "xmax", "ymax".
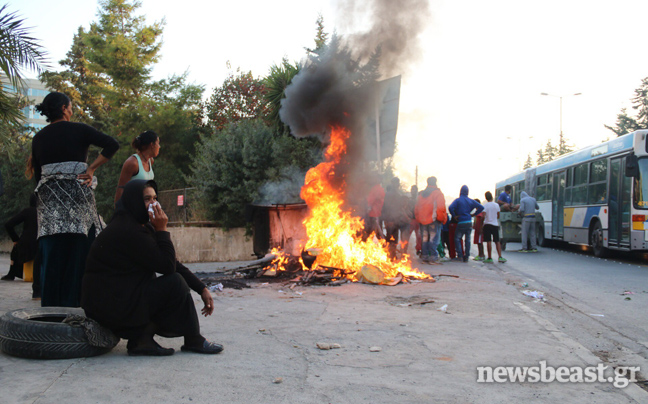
[
  {"xmin": 590, "ymin": 221, "xmax": 609, "ymax": 258},
  {"xmin": 536, "ymin": 225, "xmax": 547, "ymax": 247}
]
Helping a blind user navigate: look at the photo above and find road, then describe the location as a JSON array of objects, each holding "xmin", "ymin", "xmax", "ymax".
[{"xmin": 496, "ymin": 241, "xmax": 648, "ymax": 385}]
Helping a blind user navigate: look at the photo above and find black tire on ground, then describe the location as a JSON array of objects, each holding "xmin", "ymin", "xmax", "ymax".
[
  {"xmin": 590, "ymin": 220, "xmax": 609, "ymax": 258},
  {"xmin": 0, "ymin": 307, "xmax": 116, "ymax": 360},
  {"xmin": 537, "ymin": 225, "xmax": 548, "ymax": 247}
]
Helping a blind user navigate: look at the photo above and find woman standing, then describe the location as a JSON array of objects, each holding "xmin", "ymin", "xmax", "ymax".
[
  {"xmin": 114, "ymin": 131, "xmax": 159, "ymax": 204},
  {"xmin": 32, "ymin": 92, "xmax": 119, "ymax": 307}
]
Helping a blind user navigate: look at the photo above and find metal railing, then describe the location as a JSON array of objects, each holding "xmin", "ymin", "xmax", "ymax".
[{"xmin": 157, "ymin": 187, "xmax": 206, "ymax": 225}]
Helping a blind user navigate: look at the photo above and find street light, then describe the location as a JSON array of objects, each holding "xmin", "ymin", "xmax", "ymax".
[{"xmin": 540, "ymin": 92, "xmax": 582, "ymax": 142}]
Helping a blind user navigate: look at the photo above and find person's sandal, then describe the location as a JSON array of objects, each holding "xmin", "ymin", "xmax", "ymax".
[
  {"xmin": 127, "ymin": 340, "xmax": 174, "ymax": 356},
  {"xmin": 181, "ymin": 340, "xmax": 224, "ymax": 354}
]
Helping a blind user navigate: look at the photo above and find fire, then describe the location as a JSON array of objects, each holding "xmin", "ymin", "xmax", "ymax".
[{"xmin": 276, "ymin": 125, "xmax": 430, "ymax": 282}]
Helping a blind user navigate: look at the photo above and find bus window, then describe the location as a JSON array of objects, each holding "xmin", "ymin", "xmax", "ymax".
[
  {"xmin": 588, "ymin": 159, "xmax": 607, "ymax": 204},
  {"xmin": 573, "ymin": 163, "xmax": 588, "ymax": 205},
  {"xmin": 633, "ymin": 158, "xmax": 648, "ymax": 209},
  {"xmin": 536, "ymin": 175, "xmax": 546, "ymax": 200},
  {"xmin": 513, "ymin": 181, "xmax": 525, "ymax": 204}
]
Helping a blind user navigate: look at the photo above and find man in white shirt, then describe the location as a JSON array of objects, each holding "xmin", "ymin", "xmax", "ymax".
[{"xmin": 482, "ymin": 191, "xmax": 506, "ymax": 263}]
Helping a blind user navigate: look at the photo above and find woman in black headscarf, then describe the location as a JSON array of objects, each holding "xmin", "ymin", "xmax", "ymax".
[{"xmin": 82, "ymin": 180, "xmax": 223, "ymax": 356}]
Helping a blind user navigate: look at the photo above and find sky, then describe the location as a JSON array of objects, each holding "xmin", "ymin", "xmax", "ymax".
[{"xmin": 12, "ymin": 0, "xmax": 648, "ymax": 203}]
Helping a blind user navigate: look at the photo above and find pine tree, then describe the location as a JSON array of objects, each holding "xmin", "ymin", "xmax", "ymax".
[
  {"xmin": 536, "ymin": 149, "xmax": 545, "ymax": 166},
  {"xmin": 544, "ymin": 139, "xmax": 557, "ymax": 162},
  {"xmin": 523, "ymin": 154, "xmax": 533, "ymax": 169}
]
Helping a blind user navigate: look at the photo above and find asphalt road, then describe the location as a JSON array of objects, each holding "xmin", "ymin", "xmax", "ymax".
[{"xmin": 496, "ymin": 241, "xmax": 648, "ymax": 383}]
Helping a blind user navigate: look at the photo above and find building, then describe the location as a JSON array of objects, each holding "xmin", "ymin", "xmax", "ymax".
[{"xmin": 1, "ymin": 75, "xmax": 50, "ymax": 132}]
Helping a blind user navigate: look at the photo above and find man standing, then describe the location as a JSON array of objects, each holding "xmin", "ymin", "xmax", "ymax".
[
  {"xmin": 415, "ymin": 176, "xmax": 447, "ymax": 264},
  {"xmin": 519, "ymin": 191, "xmax": 540, "ymax": 252},
  {"xmin": 382, "ymin": 177, "xmax": 411, "ymax": 260},
  {"xmin": 449, "ymin": 185, "xmax": 484, "ymax": 262},
  {"xmin": 482, "ymin": 191, "xmax": 506, "ymax": 263},
  {"xmin": 365, "ymin": 173, "xmax": 385, "ymax": 240}
]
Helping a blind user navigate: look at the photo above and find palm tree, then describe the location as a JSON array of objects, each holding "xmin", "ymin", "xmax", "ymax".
[
  {"xmin": 263, "ymin": 58, "xmax": 300, "ymax": 134},
  {"xmin": 0, "ymin": 4, "xmax": 48, "ymax": 123}
]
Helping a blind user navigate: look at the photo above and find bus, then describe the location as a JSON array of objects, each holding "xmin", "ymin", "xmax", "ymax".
[{"xmin": 495, "ymin": 129, "xmax": 648, "ymax": 257}]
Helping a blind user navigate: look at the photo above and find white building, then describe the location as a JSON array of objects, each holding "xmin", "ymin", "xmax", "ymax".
[{"xmin": 1, "ymin": 75, "xmax": 50, "ymax": 132}]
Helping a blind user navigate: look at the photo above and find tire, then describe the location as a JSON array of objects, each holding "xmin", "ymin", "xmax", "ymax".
[
  {"xmin": 0, "ymin": 307, "xmax": 116, "ymax": 359},
  {"xmin": 590, "ymin": 220, "xmax": 609, "ymax": 258},
  {"xmin": 537, "ymin": 224, "xmax": 548, "ymax": 247}
]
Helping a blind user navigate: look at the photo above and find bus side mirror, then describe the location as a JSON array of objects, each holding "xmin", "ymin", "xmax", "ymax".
[{"xmin": 626, "ymin": 154, "xmax": 639, "ymax": 177}]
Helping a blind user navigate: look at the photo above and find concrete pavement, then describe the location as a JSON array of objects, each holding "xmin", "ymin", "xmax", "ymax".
[{"xmin": 0, "ymin": 252, "xmax": 646, "ymax": 403}]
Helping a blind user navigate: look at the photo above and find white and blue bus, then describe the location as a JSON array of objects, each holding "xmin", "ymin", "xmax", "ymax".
[{"xmin": 495, "ymin": 130, "xmax": 648, "ymax": 257}]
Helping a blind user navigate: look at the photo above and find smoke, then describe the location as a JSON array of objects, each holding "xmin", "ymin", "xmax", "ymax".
[
  {"xmin": 273, "ymin": 0, "xmax": 430, "ymax": 208},
  {"xmin": 280, "ymin": 0, "xmax": 430, "ymax": 142},
  {"xmin": 255, "ymin": 166, "xmax": 307, "ymax": 205},
  {"xmin": 339, "ymin": 0, "xmax": 431, "ymax": 77}
]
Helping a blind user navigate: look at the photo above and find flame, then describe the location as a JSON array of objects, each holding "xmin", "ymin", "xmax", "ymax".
[{"xmin": 294, "ymin": 126, "xmax": 430, "ymax": 281}]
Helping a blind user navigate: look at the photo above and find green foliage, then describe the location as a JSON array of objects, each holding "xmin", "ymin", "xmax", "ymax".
[
  {"xmin": 264, "ymin": 58, "xmax": 300, "ymax": 134},
  {"xmin": 605, "ymin": 107, "xmax": 640, "ymax": 137},
  {"xmin": 535, "ymin": 136, "xmax": 573, "ymax": 166},
  {"xmin": 605, "ymin": 76, "xmax": 648, "ymax": 136},
  {"xmin": 205, "ymin": 67, "xmax": 270, "ymax": 132},
  {"xmin": 189, "ymin": 119, "xmax": 322, "ymax": 227},
  {"xmin": 189, "ymin": 120, "xmax": 274, "ymax": 227},
  {"xmin": 84, "ymin": 0, "xmax": 163, "ymax": 101},
  {"xmin": 37, "ymin": 0, "xmax": 203, "ymax": 220},
  {"xmin": 523, "ymin": 154, "xmax": 533, "ymax": 169},
  {"xmin": 0, "ymin": 4, "xmax": 48, "ymax": 124},
  {"xmin": 0, "ymin": 120, "xmax": 34, "ymax": 238},
  {"xmin": 305, "ymin": 13, "xmax": 328, "ymax": 56}
]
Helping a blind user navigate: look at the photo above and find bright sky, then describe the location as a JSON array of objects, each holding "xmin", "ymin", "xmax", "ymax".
[{"xmin": 13, "ymin": 0, "xmax": 648, "ymax": 203}]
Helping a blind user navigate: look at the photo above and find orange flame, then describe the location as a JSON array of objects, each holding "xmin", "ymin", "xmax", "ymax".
[{"xmin": 295, "ymin": 126, "xmax": 430, "ymax": 281}]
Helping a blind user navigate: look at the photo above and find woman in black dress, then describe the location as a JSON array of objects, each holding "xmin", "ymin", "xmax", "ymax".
[
  {"xmin": 82, "ymin": 180, "xmax": 223, "ymax": 356},
  {"xmin": 31, "ymin": 92, "xmax": 119, "ymax": 307}
]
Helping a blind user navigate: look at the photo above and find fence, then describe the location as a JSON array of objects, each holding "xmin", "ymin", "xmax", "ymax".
[{"xmin": 157, "ymin": 187, "xmax": 207, "ymax": 225}]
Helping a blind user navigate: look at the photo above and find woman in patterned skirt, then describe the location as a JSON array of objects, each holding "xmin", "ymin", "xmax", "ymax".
[{"xmin": 31, "ymin": 92, "xmax": 119, "ymax": 307}]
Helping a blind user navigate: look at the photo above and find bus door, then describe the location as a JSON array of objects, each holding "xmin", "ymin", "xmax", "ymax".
[
  {"xmin": 552, "ymin": 171, "xmax": 566, "ymax": 238},
  {"xmin": 609, "ymin": 157, "xmax": 632, "ymax": 247}
]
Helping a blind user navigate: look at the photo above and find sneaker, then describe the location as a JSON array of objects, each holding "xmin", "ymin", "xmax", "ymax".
[
  {"xmin": 483, "ymin": 258, "xmax": 494, "ymax": 263},
  {"xmin": 440, "ymin": 257, "xmax": 452, "ymax": 262},
  {"xmin": 518, "ymin": 249, "xmax": 528, "ymax": 253},
  {"xmin": 530, "ymin": 249, "xmax": 538, "ymax": 253},
  {"xmin": 462, "ymin": 257, "xmax": 469, "ymax": 263},
  {"xmin": 1, "ymin": 275, "xmax": 15, "ymax": 281},
  {"xmin": 473, "ymin": 256, "xmax": 484, "ymax": 261},
  {"xmin": 498, "ymin": 257, "xmax": 507, "ymax": 263}
]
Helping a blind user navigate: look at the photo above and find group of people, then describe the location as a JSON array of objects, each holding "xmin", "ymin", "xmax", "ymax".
[
  {"xmin": 363, "ymin": 175, "xmax": 544, "ymax": 265},
  {"xmin": 2, "ymin": 92, "xmax": 221, "ymax": 356}
]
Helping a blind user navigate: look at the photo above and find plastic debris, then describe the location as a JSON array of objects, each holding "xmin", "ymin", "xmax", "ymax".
[
  {"xmin": 273, "ymin": 377, "xmax": 283, "ymax": 384},
  {"xmin": 437, "ymin": 304, "xmax": 448, "ymax": 312},
  {"xmin": 621, "ymin": 291, "xmax": 634, "ymax": 295},
  {"xmin": 588, "ymin": 314, "xmax": 605, "ymax": 317},
  {"xmin": 522, "ymin": 290, "xmax": 544, "ymax": 299},
  {"xmin": 316, "ymin": 342, "xmax": 331, "ymax": 350},
  {"xmin": 369, "ymin": 346, "xmax": 382, "ymax": 352},
  {"xmin": 521, "ymin": 282, "xmax": 529, "ymax": 288},
  {"xmin": 208, "ymin": 283, "xmax": 223, "ymax": 292}
]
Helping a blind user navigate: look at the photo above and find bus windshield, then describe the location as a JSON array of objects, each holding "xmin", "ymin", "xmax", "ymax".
[{"xmin": 633, "ymin": 158, "xmax": 648, "ymax": 209}]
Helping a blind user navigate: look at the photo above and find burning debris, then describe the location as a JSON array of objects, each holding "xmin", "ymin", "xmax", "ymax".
[{"xmin": 246, "ymin": 0, "xmax": 434, "ymax": 285}]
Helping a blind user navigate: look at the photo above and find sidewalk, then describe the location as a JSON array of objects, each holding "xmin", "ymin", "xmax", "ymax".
[{"xmin": 0, "ymin": 253, "xmax": 643, "ymax": 403}]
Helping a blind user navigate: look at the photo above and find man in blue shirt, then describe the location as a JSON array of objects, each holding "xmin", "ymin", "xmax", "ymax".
[
  {"xmin": 497, "ymin": 185, "xmax": 518, "ymax": 212},
  {"xmin": 449, "ymin": 185, "xmax": 484, "ymax": 262}
]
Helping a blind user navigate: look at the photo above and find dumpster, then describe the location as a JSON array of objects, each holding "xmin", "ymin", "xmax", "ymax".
[{"xmin": 499, "ymin": 211, "xmax": 545, "ymax": 251}]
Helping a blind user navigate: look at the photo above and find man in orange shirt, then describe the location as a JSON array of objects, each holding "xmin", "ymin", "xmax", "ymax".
[{"xmin": 415, "ymin": 177, "xmax": 447, "ymax": 264}]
